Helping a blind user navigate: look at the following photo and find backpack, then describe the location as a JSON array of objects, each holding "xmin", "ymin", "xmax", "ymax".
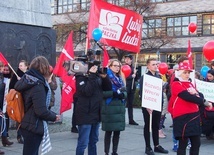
[{"xmin": 5, "ymin": 89, "xmax": 24, "ymax": 123}]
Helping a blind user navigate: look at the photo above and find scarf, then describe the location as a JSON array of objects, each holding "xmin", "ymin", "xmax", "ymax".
[
  {"xmin": 106, "ymin": 69, "xmax": 125, "ymax": 105},
  {"xmin": 41, "ymin": 81, "xmax": 52, "ymax": 155}
]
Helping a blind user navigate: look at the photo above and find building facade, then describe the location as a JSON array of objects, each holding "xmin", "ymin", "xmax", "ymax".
[{"xmin": 51, "ymin": 0, "xmax": 214, "ymax": 70}]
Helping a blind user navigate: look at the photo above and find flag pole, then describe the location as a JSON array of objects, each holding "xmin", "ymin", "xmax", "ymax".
[
  {"xmin": 85, "ymin": 38, "xmax": 89, "ymax": 55},
  {"xmin": 131, "ymin": 53, "xmax": 139, "ymax": 89},
  {"xmin": 8, "ymin": 63, "xmax": 19, "ymax": 78}
]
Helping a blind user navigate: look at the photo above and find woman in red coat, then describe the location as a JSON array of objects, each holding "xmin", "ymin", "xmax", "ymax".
[{"xmin": 168, "ymin": 62, "xmax": 212, "ymax": 155}]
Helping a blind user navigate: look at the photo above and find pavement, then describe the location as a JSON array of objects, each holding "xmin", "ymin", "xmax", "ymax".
[{"xmin": 1, "ymin": 108, "xmax": 214, "ymax": 155}]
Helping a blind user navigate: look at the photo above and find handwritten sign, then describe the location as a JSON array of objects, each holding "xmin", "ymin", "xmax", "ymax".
[{"xmin": 141, "ymin": 74, "xmax": 163, "ymax": 112}]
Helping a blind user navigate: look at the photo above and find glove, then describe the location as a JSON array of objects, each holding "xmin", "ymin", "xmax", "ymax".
[
  {"xmin": 116, "ymin": 86, "xmax": 126, "ymax": 94},
  {"xmin": 113, "ymin": 92, "xmax": 125, "ymax": 100}
]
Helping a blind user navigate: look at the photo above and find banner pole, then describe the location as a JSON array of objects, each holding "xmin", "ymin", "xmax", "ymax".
[
  {"xmin": 8, "ymin": 63, "xmax": 19, "ymax": 79},
  {"xmin": 85, "ymin": 38, "xmax": 89, "ymax": 55},
  {"xmin": 149, "ymin": 113, "xmax": 152, "ymax": 133},
  {"xmin": 131, "ymin": 53, "xmax": 139, "ymax": 89}
]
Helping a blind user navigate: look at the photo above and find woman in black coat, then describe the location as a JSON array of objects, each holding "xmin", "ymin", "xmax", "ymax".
[
  {"xmin": 15, "ymin": 56, "xmax": 60, "ymax": 155},
  {"xmin": 9, "ymin": 60, "xmax": 28, "ymax": 144}
]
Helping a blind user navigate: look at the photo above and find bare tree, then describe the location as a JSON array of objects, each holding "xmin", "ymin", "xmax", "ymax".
[{"xmin": 54, "ymin": 0, "xmax": 174, "ymax": 60}]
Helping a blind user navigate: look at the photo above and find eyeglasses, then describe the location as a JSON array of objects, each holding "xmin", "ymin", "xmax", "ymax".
[{"xmin": 112, "ymin": 65, "xmax": 121, "ymax": 68}]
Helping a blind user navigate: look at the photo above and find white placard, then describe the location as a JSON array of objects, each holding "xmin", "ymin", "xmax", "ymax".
[
  {"xmin": 141, "ymin": 74, "xmax": 163, "ymax": 112},
  {"xmin": 195, "ymin": 79, "xmax": 214, "ymax": 102}
]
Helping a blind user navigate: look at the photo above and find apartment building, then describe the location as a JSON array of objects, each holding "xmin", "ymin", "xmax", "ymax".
[{"xmin": 51, "ymin": 0, "xmax": 214, "ymax": 70}]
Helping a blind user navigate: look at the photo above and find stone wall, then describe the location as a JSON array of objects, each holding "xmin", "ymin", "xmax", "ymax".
[{"xmin": 0, "ymin": 0, "xmax": 52, "ymax": 27}]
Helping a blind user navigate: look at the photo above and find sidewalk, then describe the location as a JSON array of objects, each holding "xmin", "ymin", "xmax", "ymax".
[{"xmin": 2, "ymin": 108, "xmax": 214, "ymax": 155}]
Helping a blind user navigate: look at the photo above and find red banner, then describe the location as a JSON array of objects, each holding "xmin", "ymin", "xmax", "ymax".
[
  {"xmin": 53, "ymin": 31, "xmax": 76, "ymax": 114},
  {"xmin": 88, "ymin": 0, "xmax": 143, "ymax": 53},
  {"xmin": 0, "ymin": 52, "xmax": 9, "ymax": 65}
]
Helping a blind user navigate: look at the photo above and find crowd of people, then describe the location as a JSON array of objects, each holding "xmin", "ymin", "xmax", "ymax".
[{"xmin": 0, "ymin": 53, "xmax": 214, "ymax": 155}]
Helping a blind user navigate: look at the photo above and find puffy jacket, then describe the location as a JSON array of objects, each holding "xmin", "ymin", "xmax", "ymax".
[
  {"xmin": 14, "ymin": 69, "xmax": 56, "ymax": 136},
  {"xmin": 168, "ymin": 79, "xmax": 205, "ymax": 118},
  {"xmin": 101, "ymin": 90, "xmax": 126, "ymax": 131},
  {"xmin": 75, "ymin": 73, "xmax": 106, "ymax": 125}
]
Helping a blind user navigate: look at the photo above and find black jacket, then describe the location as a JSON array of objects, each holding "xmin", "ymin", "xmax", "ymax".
[
  {"xmin": 9, "ymin": 68, "xmax": 25, "ymax": 90},
  {"xmin": 75, "ymin": 73, "xmax": 109, "ymax": 125},
  {"xmin": 14, "ymin": 69, "xmax": 56, "ymax": 136},
  {"xmin": 126, "ymin": 64, "xmax": 138, "ymax": 94}
]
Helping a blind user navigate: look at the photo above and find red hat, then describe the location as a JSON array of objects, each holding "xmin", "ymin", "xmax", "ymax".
[{"xmin": 178, "ymin": 62, "xmax": 193, "ymax": 71}]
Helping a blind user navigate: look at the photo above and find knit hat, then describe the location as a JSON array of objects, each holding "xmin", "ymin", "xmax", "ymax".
[{"xmin": 178, "ymin": 62, "xmax": 193, "ymax": 72}]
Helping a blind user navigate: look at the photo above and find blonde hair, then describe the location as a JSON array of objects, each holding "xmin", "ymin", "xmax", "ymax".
[{"xmin": 108, "ymin": 59, "xmax": 126, "ymax": 86}]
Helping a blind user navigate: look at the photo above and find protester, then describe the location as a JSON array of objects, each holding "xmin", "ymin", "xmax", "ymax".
[
  {"xmin": 101, "ymin": 59, "xmax": 127, "ymax": 155},
  {"xmin": 139, "ymin": 58, "xmax": 168, "ymax": 155},
  {"xmin": 0, "ymin": 62, "xmax": 10, "ymax": 154},
  {"xmin": 75, "ymin": 61, "xmax": 110, "ymax": 155},
  {"xmin": 159, "ymin": 82, "xmax": 168, "ymax": 138},
  {"xmin": 201, "ymin": 69, "xmax": 214, "ymax": 140},
  {"xmin": 9, "ymin": 60, "xmax": 28, "ymax": 144},
  {"xmin": 0, "ymin": 63, "xmax": 13, "ymax": 148},
  {"xmin": 3, "ymin": 65, "xmax": 12, "ymax": 136},
  {"xmin": 168, "ymin": 62, "xmax": 213, "ymax": 155},
  {"xmin": 124, "ymin": 54, "xmax": 138, "ymax": 125},
  {"xmin": 48, "ymin": 66, "xmax": 57, "ymax": 110},
  {"xmin": 14, "ymin": 56, "xmax": 60, "ymax": 155},
  {"xmin": 168, "ymin": 56, "xmax": 190, "ymax": 152}
]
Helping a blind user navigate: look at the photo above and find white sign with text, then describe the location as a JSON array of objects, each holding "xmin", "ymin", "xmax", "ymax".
[
  {"xmin": 195, "ymin": 79, "xmax": 214, "ymax": 102},
  {"xmin": 141, "ymin": 74, "xmax": 163, "ymax": 112}
]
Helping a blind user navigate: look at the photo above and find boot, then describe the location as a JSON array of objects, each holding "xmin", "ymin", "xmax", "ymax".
[
  {"xmin": 0, "ymin": 150, "xmax": 4, "ymax": 154},
  {"xmin": 2, "ymin": 136, "xmax": 13, "ymax": 147}
]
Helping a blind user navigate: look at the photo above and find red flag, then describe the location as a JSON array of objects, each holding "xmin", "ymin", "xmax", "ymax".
[
  {"xmin": 53, "ymin": 31, "xmax": 76, "ymax": 114},
  {"xmin": 187, "ymin": 39, "xmax": 193, "ymax": 69},
  {"xmin": 88, "ymin": 0, "xmax": 143, "ymax": 53},
  {"xmin": 60, "ymin": 75, "xmax": 76, "ymax": 114},
  {"xmin": 102, "ymin": 47, "xmax": 109, "ymax": 67},
  {"xmin": 0, "ymin": 52, "xmax": 9, "ymax": 65},
  {"xmin": 53, "ymin": 31, "xmax": 74, "ymax": 79}
]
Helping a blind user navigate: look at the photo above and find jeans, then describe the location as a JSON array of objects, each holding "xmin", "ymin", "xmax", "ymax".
[
  {"xmin": 0, "ymin": 116, "xmax": 7, "ymax": 137},
  {"xmin": 76, "ymin": 123, "xmax": 100, "ymax": 155},
  {"xmin": 21, "ymin": 129, "xmax": 43, "ymax": 155}
]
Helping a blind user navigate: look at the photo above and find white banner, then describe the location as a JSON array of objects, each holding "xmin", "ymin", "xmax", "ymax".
[
  {"xmin": 141, "ymin": 74, "xmax": 163, "ymax": 112},
  {"xmin": 195, "ymin": 79, "xmax": 214, "ymax": 102}
]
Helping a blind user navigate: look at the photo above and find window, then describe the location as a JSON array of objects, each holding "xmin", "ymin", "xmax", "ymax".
[
  {"xmin": 51, "ymin": 0, "xmax": 55, "ymax": 14},
  {"xmin": 56, "ymin": 0, "xmax": 90, "ymax": 14},
  {"xmin": 143, "ymin": 19, "xmax": 162, "ymax": 38},
  {"xmin": 166, "ymin": 16, "xmax": 197, "ymax": 36},
  {"xmin": 203, "ymin": 14, "xmax": 214, "ymax": 35}
]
